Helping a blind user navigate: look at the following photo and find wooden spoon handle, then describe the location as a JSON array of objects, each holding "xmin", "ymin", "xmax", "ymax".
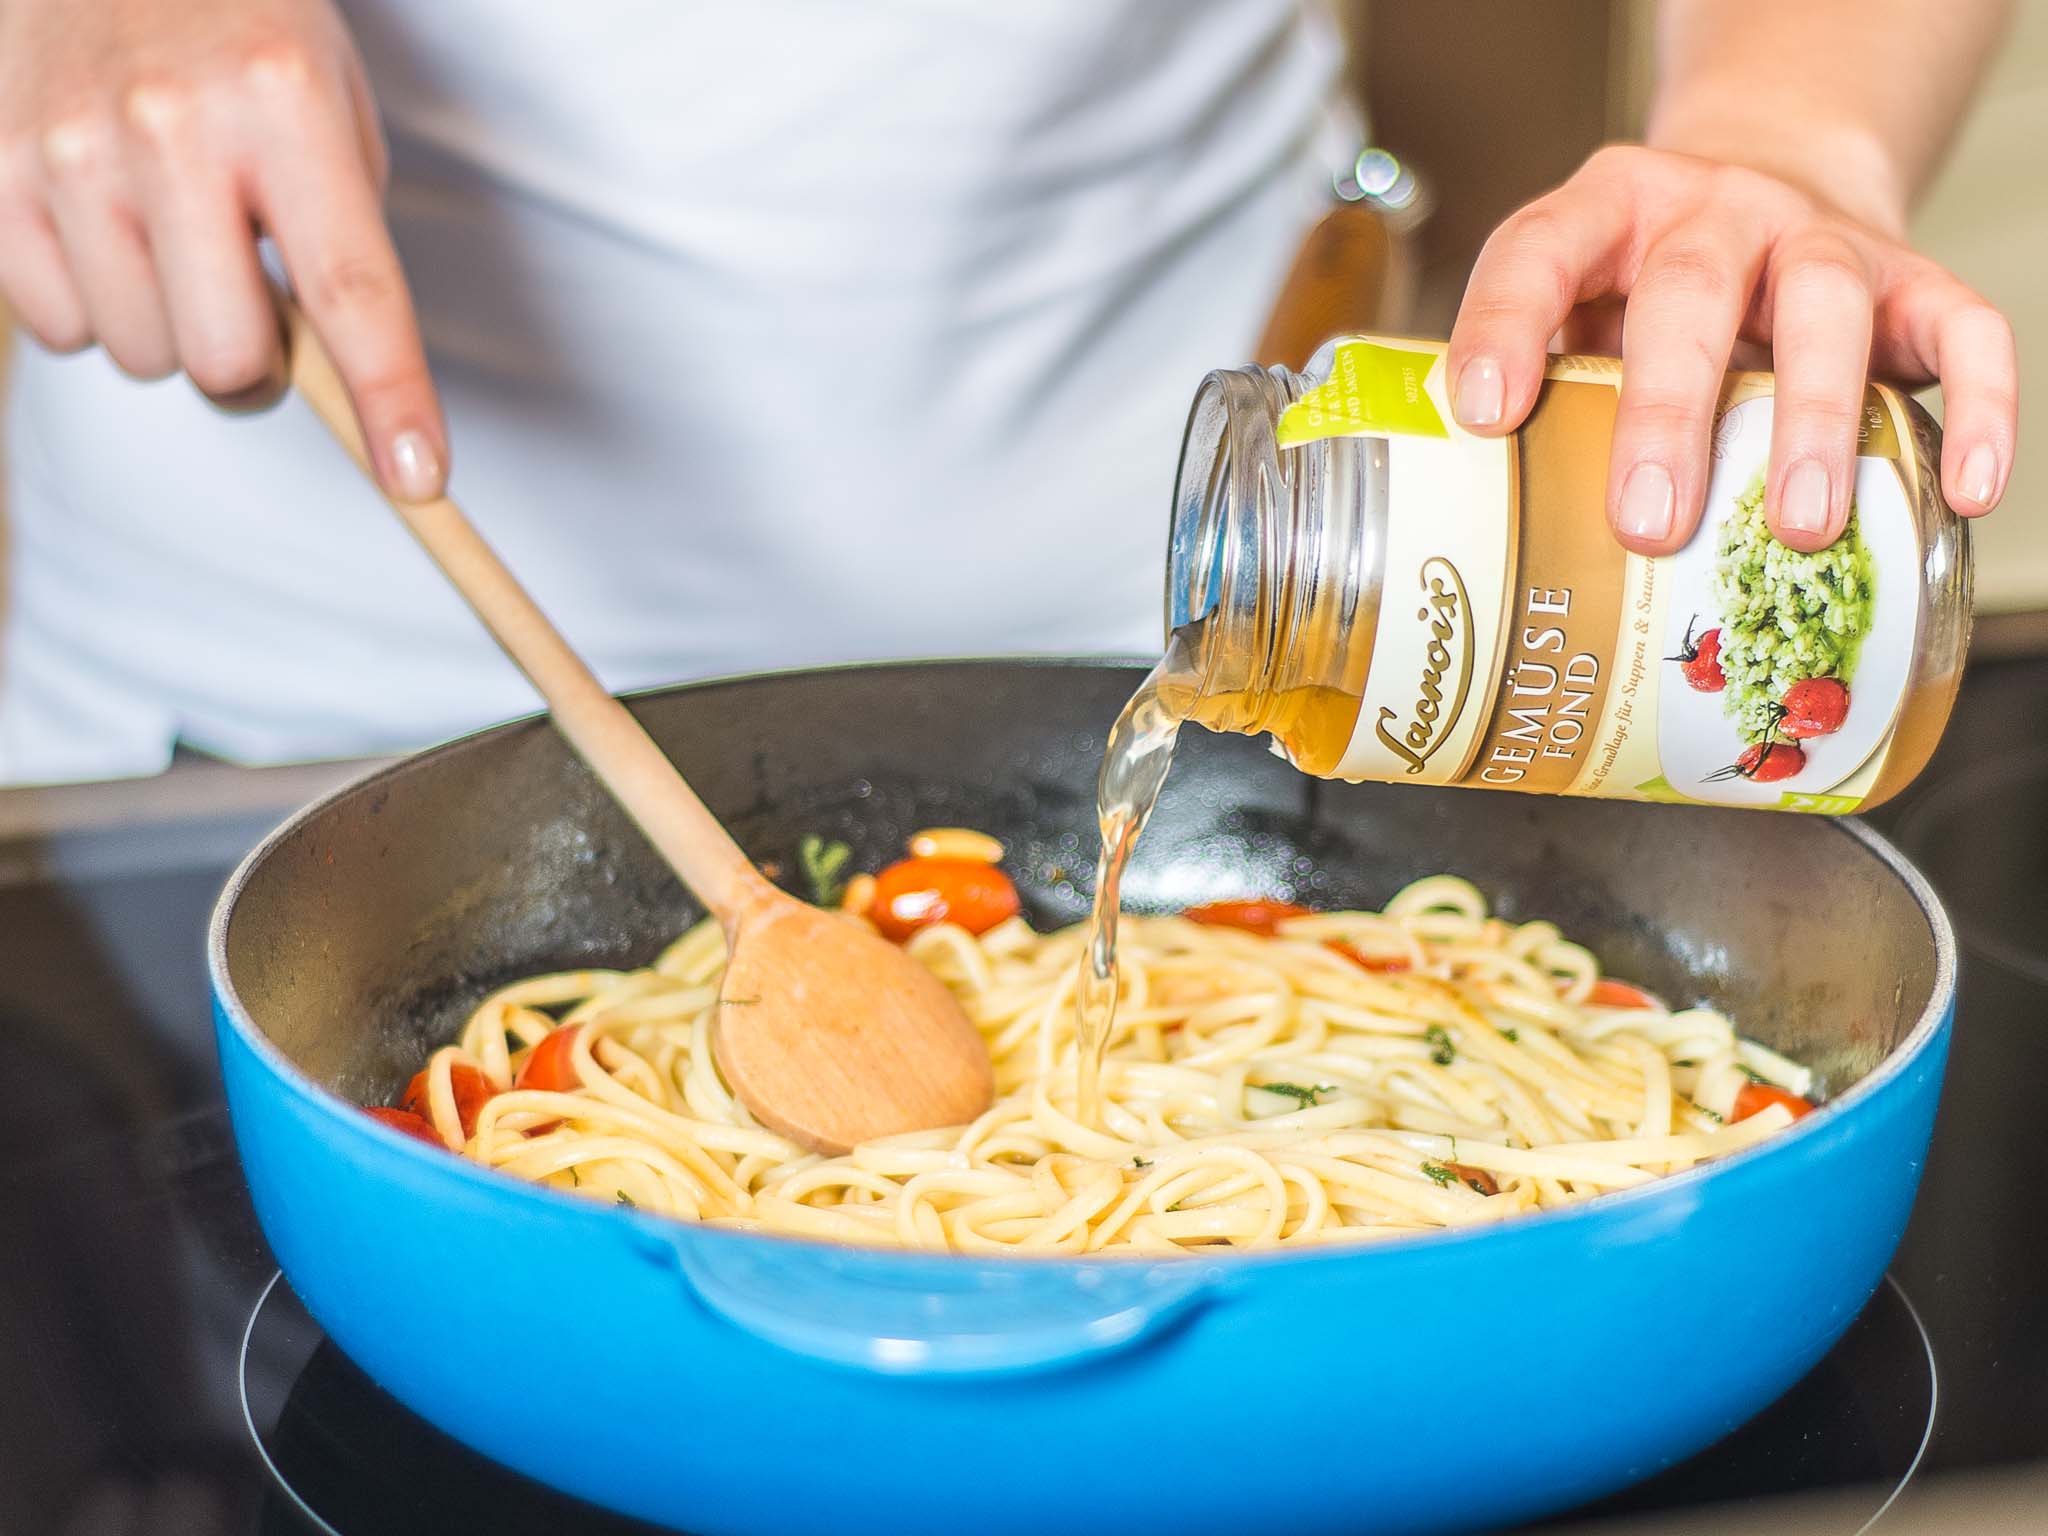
[{"xmin": 279, "ymin": 298, "xmax": 766, "ymax": 921}]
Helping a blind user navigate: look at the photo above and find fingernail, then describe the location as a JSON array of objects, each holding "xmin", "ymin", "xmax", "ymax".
[
  {"xmin": 1454, "ymin": 357, "xmax": 1504, "ymax": 429},
  {"xmin": 1617, "ymin": 462, "xmax": 1675, "ymax": 544},
  {"xmin": 388, "ymin": 430, "xmax": 443, "ymax": 502},
  {"xmin": 1779, "ymin": 459, "xmax": 1831, "ymax": 536},
  {"xmin": 1960, "ymin": 441, "xmax": 2000, "ymax": 508}
]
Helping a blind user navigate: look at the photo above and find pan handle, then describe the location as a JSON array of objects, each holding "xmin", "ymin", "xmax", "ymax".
[{"xmin": 636, "ymin": 1225, "xmax": 1226, "ymax": 1377}]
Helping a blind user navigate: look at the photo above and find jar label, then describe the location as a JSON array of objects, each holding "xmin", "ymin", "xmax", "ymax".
[{"xmin": 1280, "ymin": 338, "xmax": 1934, "ymax": 811}]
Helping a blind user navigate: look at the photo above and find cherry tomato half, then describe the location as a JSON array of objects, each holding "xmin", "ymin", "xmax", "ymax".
[
  {"xmin": 362, "ymin": 1106, "xmax": 445, "ymax": 1147},
  {"xmin": 868, "ymin": 857, "xmax": 1021, "ymax": 942},
  {"xmin": 1326, "ymin": 939, "xmax": 1410, "ymax": 973},
  {"xmin": 1587, "ymin": 979, "xmax": 1661, "ymax": 1010},
  {"xmin": 516, "ymin": 1025, "xmax": 584, "ymax": 1092},
  {"xmin": 1443, "ymin": 1162, "xmax": 1499, "ymax": 1196},
  {"xmin": 1182, "ymin": 900, "xmax": 1312, "ymax": 937},
  {"xmin": 1731, "ymin": 1081, "xmax": 1815, "ymax": 1124},
  {"xmin": 401, "ymin": 1061, "xmax": 498, "ymax": 1139}
]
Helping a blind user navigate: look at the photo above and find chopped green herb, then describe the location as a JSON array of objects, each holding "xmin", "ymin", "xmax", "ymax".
[
  {"xmin": 1131, "ymin": 1155, "xmax": 1152, "ymax": 1170},
  {"xmin": 568, "ymin": 1168, "xmax": 580, "ymax": 1186},
  {"xmin": 1425, "ymin": 1024, "xmax": 1456, "ymax": 1066},
  {"xmin": 1673, "ymin": 1058, "xmax": 1697, "ymax": 1068},
  {"xmin": 797, "ymin": 834, "xmax": 854, "ymax": 906},
  {"xmin": 720, "ymin": 996, "xmax": 761, "ymax": 1007},
  {"xmin": 614, "ymin": 1190, "xmax": 637, "ymax": 1208},
  {"xmin": 1420, "ymin": 1161, "xmax": 1456, "ymax": 1188},
  {"xmin": 1694, "ymin": 1103, "xmax": 1725, "ymax": 1123},
  {"xmin": 1257, "ymin": 1081, "xmax": 1338, "ymax": 1107},
  {"xmin": 1501, "ymin": 1028, "xmax": 1520, "ymax": 1044},
  {"xmin": 1165, "ymin": 1198, "xmax": 1186, "ymax": 1212},
  {"xmin": 1735, "ymin": 1063, "xmax": 1770, "ymax": 1084}
]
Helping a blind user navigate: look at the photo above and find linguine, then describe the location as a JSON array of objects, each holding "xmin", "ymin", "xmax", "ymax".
[{"xmin": 394, "ymin": 873, "xmax": 1815, "ymax": 1254}]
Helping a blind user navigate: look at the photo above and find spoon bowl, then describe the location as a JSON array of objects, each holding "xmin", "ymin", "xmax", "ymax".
[{"xmin": 715, "ymin": 882, "xmax": 995, "ymax": 1153}]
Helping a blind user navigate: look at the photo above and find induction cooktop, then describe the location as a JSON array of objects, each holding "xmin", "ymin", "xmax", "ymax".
[{"xmin": 6, "ymin": 660, "xmax": 2048, "ymax": 1535}]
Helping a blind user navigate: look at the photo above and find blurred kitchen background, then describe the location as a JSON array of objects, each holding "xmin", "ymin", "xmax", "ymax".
[{"xmin": 3, "ymin": 0, "xmax": 2044, "ymax": 724}]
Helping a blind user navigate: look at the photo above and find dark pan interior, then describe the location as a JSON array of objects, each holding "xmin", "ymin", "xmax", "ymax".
[{"xmin": 220, "ymin": 660, "xmax": 1940, "ymax": 1106}]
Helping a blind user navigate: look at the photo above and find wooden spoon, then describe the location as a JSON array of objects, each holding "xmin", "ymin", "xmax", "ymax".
[{"xmin": 278, "ymin": 299, "xmax": 993, "ymax": 1155}]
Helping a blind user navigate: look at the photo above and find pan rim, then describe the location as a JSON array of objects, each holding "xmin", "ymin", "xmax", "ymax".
[{"xmin": 206, "ymin": 655, "xmax": 1957, "ymax": 1273}]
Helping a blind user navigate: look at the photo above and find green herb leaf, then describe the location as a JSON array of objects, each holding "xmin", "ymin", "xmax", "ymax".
[
  {"xmin": 1425, "ymin": 1024, "xmax": 1456, "ymax": 1066},
  {"xmin": 1501, "ymin": 1028, "xmax": 1520, "ymax": 1044},
  {"xmin": 797, "ymin": 834, "xmax": 854, "ymax": 906},
  {"xmin": 568, "ymin": 1167, "xmax": 580, "ymax": 1186},
  {"xmin": 615, "ymin": 1190, "xmax": 637, "ymax": 1207},
  {"xmin": 1735, "ymin": 1063, "xmax": 1770, "ymax": 1084},
  {"xmin": 1131, "ymin": 1155, "xmax": 1152, "ymax": 1170},
  {"xmin": 1165, "ymin": 1198, "xmax": 1186, "ymax": 1212},
  {"xmin": 1257, "ymin": 1081, "xmax": 1338, "ymax": 1107},
  {"xmin": 1420, "ymin": 1161, "xmax": 1456, "ymax": 1188},
  {"xmin": 1695, "ymin": 1103, "xmax": 1725, "ymax": 1123}
]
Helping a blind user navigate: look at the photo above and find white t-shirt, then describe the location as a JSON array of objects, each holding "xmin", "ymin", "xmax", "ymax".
[{"xmin": 0, "ymin": 1, "xmax": 1343, "ymax": 784}]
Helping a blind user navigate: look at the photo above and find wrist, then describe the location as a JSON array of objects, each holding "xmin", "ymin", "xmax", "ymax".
[{"xmin": 1647, "ymin": 94, "xmax": 1911, "ymax": 237}]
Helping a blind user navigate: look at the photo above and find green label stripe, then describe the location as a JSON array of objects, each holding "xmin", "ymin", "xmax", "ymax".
[
  {"xmin": 1777, "ymin": 790, "xmax": 1862, "ymax": 815},
  {"xmin": 1275, "ymin": 341, "xmax": 1450, "ymax": 446},
  {"xmin": 1633, "ymin": 775, "xmax": 1861, "ymax": 814},
  {"xmin": 1632, "ymin": 775, "xmax": 1691, "ymax": 804}
]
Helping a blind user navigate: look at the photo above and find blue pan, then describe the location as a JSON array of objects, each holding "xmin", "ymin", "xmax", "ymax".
[{"xmin": 209, "ymin": 660, "xmax": 1953, "ymax": 1536}]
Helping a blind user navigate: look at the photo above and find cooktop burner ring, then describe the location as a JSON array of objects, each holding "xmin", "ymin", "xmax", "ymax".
[
  {"xmin": 236, "ymin": 1268, "xmax": 1940, "ymax": 1534},
  {"xmin": 239, "ymin": 1272, "xmax": 339, "ymax": 1536},
  {"xmin": 1856, "ymin": 1273, "xmax": 1939, "ymax": 1535}
]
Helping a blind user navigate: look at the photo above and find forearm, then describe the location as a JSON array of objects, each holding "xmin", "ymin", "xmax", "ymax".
[{"xmin": 1647, "ymin": 0, "xmax": 2013, "ymax": 236}]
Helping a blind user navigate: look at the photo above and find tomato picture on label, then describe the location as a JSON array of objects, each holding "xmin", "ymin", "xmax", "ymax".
[
  {"xmin": 1668, "ymin": 618, "xmax": 1725, "ymax": 693},
  {"xmin": 1705, "ymin": 740, "xmax": 1807, "ymax": 785},
  {"xmin": 1780, "ymin": 677, "xmax": 1850, "ymax": 739},
  {"xmin": 1657, "ymin": 398, "xmax": 1919, "ymax": 810}
]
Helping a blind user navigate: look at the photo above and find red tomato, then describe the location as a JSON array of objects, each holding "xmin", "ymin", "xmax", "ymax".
[
  {"xmin": 1781, "ymin": 677, "xmax": 1850, "ymax": 739},
  {"xmin": 1326, "ymin": 939, "xmax": 1410, "ymax": 973},
  {"xmin": 362, "ymin": 1106, "xmax": 445, "ymax": 1147},
  {"xmin": 1728, "ymin": 740, "xmax": 1806, "ymax": 784},
  {"xmin": 1443, "ymin": 1162, "xmax": 1499, "ymax": 1196},
  {"xmin": 400, "ymin": 1061, "xmax": 497, "ymax": 1139},
  {"xmin": 868, "ymin": 857, "xmax": 1021, "ymax": 942},
  {"xmin": 1678, "ymin": 626, "xmax": 1725, "ymax": 693},
  {"xmin": 1731, "ymin": 1082, "xmax": 1815, "ymax": 1123},
  {"xmin": 1707, "ymin": 737, "xmax": 1809, "ymax": 786},
  {"xmin": 516, "ymin": 1026, "xmax": 584, "ymax": 1092},
  {"xmin": 1182, "ymin": 900, "xmax": 1312, "ymax": 938},
  {"xmin": 1587, "ymin": 979, "xmax": 1661, "ymax": 1010}
]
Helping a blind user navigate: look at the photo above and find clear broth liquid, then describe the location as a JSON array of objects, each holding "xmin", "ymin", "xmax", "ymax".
[
  {"xmin": 1074, "ymin": 636, "xmax": 1197, "ymax": 1123},
  {"xmin": 1072, "ymin": 614, "xmax": 1377, "ymax": 1123}
]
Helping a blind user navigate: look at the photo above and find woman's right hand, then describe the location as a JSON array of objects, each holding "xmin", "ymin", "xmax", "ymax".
[{"xmin": 0, "ymin": 0, "xmax": 447, "ymax": 499}]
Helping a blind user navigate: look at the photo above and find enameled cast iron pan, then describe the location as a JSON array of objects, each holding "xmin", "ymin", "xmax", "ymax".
[{"xmin": 209, "ymin": 660, "xmax": 1953, "ymax": 1536}]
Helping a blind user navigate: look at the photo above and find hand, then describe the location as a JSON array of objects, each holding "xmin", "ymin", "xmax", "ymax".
[
  {"xmin": 1446, "ymin": 145, "xmax": 2016, "ymax": 555},
  {"xmin": 0, "ymin": 0, "xmax": 446, "ymax": 499}
]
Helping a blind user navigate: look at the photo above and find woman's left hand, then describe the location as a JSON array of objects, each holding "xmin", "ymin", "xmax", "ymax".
[{"xmin": 1445, "ymin": 144, "xmax": 2017, "ymax": 555}]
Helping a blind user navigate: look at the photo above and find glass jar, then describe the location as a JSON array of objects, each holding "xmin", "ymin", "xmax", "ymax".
[{"xmin": 1161, "ymin": 336, "xmax": 1971, "ymax": 812}]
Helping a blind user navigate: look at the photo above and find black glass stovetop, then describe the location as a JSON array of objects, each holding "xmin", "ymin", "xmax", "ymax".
[{"xmin": 6, "ymin": 661, "xmax": 2048, "ymax": 1536}]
